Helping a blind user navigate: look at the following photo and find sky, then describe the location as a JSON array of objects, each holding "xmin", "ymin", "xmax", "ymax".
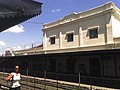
[{"xmin": 0, "ymin": 0, "xmax": 120, "ymax": 55}]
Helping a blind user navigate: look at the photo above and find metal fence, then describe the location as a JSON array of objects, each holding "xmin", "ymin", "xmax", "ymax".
[{"xmin": 0, "ymin": 68, "xmax": 119, "ymax": 90}]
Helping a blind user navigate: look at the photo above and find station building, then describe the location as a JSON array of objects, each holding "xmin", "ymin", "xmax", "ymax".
[{"xmin": 3, "ymin": 2, "xmax": 120, "ymax": 78}]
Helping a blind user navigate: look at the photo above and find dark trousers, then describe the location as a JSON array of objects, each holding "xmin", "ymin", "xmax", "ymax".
[{"xmin": 10, "ymin": 86, "xmax": 20, "ymax": 90}]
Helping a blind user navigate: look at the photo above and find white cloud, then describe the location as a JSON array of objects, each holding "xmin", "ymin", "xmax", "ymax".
[
  {"xmin": 4, "ymin": 25, "xmax": 24, "ymax": 33},
  {"xmin": 12, "ymin": 46, "xmax": 31, "ymax": 51},
  {"xmin": 51, "ymin": 9, "xmax": 61, "ymax": 13},
  {"xmin": 56, "ymin": 9, "xmax": 61, "ymax": 12},
  {"xmin": 51, "ymin": 10, "xmax": 56, "ymax": 13},
  {"xmin": 0, "ymin": 41, "xmax": 6, "ymax": 46},
  {"xmin": 25, "ymin": 46, "xmax": 31, "ymax": 49},
  {"xmin": 12, "ymin": 46, "xmax": 23, "ymax": 51},
  {"xmin": 5, "ymin": 48, "xmax": 10, "ymax": 51}
]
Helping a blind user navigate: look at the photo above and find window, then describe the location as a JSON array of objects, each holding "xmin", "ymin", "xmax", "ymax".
[
  {"xmin": 67, "ymin": 33, "xmax": 73, "ymax": 42},
  {"xmin": 50, "ymin": 37, "xmax": 55, "ymax": 45},
  {"xmin": 89, "ymin": 28, "xmax": 98, "ymax": 39}
]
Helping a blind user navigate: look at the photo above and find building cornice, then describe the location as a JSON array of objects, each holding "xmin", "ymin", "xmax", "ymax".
[
  {"xmin": 43, "ymin": 44, "xmax": 116, "ymax": 54},
  {"xmin": 43, "ymin": 2, "xmax": 117, "ymax": 31},
  {"xmin": 42, "ymin": 9, "xmax": 114, "ymax": 31}
]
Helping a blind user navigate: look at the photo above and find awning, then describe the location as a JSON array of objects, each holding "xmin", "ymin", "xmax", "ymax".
[{"xmin": 0, "ymin": 0, "xmax": 42, "ymax": 32}]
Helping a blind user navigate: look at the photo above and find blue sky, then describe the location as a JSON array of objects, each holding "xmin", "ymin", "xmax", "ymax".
[{"xmin": 0, "ymin": 0, "xmax": 120, "ymax": 54}]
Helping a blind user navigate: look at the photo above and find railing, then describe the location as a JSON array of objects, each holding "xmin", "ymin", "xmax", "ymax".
[
  {"xmin": 0, "ymin": 68, "xmax": 119, "ymax": 90},
  {"xmin": 0, "ymin": 72, "xmax": 88, "ymax": 90}
]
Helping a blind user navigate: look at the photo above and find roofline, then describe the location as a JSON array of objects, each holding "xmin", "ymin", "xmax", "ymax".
[{"xmin": 42, "ymin": 2, "xmax": 117, "ymax": 30}]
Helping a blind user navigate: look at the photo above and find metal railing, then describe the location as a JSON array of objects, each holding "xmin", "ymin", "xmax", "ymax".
[{"xmin": 0, "ymin": 68, "xmax": 119, "ymax": 90}]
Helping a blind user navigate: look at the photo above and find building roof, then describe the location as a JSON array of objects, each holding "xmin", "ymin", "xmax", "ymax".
[
  {"xmin": 0, "ymin": 0, "xmax": 42, "ymax": 32},
  {"xmin": 42, "ymin": 2, "xmax": 119, "ymax": 30},
  {"xmin": 12, "ymin": 44, "xmax": 44, "ymax": 56}
]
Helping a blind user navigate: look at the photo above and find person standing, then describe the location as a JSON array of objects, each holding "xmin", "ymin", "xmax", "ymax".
[{"xmin": 6, "ymin": 66, "xmax": 21, "ymax": 90}]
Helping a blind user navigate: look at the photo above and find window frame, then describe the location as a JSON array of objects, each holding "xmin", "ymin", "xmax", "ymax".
[
  {"xmin": 88, "ymin": 27, "xmax": 99, "ymax": 39},
  {"xmin": 66, "ymin": 33, "xmax": 74, "ymax": 42},
  {"xmin": 50, "ymin": 36, "xmax": 55, "ymax": 45}
]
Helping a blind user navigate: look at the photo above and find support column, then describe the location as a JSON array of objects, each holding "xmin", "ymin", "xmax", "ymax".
[
  {"xmin": 59, "ymin": 32, "xmax": 62, "ymax": 49},
  {"xmin": 43, "ymin": 32, "xmax": 47, "ymax": 50},
  {"xmin": 79, "ymin": 27, "xmax": 83, "ymax": 47}
]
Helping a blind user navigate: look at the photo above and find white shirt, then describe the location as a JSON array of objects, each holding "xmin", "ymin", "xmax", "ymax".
[{"xmin": 11, "ymin": 72, "xmax": 21, "ymax": 88}]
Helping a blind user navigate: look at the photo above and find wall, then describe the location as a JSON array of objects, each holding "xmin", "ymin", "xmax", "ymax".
[
  {"xmin": 43, "ymin": 12, "xmax": 112, "ymax": 52},
  {"xmin": 112, "ymin": 15, "xmax": 120, "ymax": 38}
]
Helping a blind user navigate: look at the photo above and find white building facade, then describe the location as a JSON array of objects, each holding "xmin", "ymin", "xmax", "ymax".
[
  {"xmin": 43, "ymin": 2, "xmax": 120, "ymax": 54},
  {"xmin": 41, "ymin": 2, "xmax": 120, "ymax": 77}
]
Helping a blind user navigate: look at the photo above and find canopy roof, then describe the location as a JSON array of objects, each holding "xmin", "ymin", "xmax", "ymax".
[{"xmin": 0, "ymin": 0, "xmax": 42, "ymax": 32}]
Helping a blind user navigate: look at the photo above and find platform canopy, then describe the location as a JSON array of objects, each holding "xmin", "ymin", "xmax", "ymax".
[{"xmin": 0, "ymin": 0, "xmax": 42, "ymax": 32}]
